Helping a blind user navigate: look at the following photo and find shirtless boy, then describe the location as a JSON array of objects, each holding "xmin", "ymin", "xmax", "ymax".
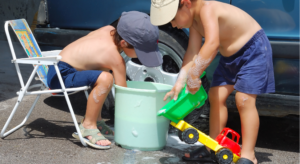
[
  {"xmin": 151, "ymin": 0, "xmax": 275, "ymax": 163},
  {"xmin": 47, "ymin": 11, "xmax": 162, "ymax": 149}
]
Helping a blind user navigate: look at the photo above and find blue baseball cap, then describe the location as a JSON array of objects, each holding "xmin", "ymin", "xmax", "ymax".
[{"xmin": 117, "ymin": 11, "xmax": 163, "ymax": 67}]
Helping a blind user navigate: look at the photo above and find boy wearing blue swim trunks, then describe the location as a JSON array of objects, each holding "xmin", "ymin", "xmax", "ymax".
[
  {"xmin": 47, "ymin": 11, "xmax": 162, "ymax": 149},
  {"xmin": 151, "ymin": 0, "xmax": 274, "ymax": 163}
]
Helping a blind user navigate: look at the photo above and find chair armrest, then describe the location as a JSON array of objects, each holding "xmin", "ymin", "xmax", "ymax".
[
  {"xmin": 42, "ymin": 50, "xmax": 62, "ymax": 57},
  {"xmin": 12, "ymin": 56, "xmax": 62, "ymax": 65}
]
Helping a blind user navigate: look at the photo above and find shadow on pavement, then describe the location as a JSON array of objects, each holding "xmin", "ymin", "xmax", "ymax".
[
  {"xmin": 43, "ymin": 92, "xmax": 87, "ymax": 117},
  {"xmin": 24, "ymin": 119, "xmax": 75, "ymax": 139},
  {"xmin": 3, "ymin": 118, "xmax": 83, "ymax": 147},
  {"xmin": 159, "ymin": 156, "xmax": 218, "ymax": 164},
  {"xmin": 255, "ymin": 151, "xmax": 273, "ymax": 163},
  {"xmin": 227, "ymin": 112, "xmax": 299, "ymax": 153},
  {"xmin": 42, "ymin": 91, "xmax": 113, "ymax": 120}
]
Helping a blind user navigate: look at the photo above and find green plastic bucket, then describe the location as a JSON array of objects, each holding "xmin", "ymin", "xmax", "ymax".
[
  {"xmin": 157, "ymin": 72, "xmax": 208, "ymax": 123},
  {"xmin": 114, "ymin": 81, "xmax": 172, "ymax": 151}
]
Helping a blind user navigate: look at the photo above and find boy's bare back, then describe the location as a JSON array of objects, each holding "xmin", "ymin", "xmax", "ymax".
[
  {"xmin": 59, "ymin": 26, "xmax": 123, "ymax": 72},
  {"xmin": 193, "ymin": 1, "xmax": 261, "ymax": 57},
  {"xmin": 56, "ymin": 11, "xmax": 162, "ymax": 88}
]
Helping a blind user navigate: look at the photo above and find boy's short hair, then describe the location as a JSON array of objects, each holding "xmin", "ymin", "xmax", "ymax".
[
  {"xmin": 110, "ymin": 24, "xmax": 134, "ymax": 52},
  {"xmin": 150, "ymin": 0, "xmax": 181, "ymax": 26}
]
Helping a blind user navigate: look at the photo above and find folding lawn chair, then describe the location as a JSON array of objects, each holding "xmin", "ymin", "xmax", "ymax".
[{"xmin": 0, "ymin": 19, "xmax": 89, "ymax": 147}]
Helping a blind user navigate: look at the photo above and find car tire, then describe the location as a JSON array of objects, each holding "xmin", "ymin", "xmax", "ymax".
[{"xmin": 103, "ymin": 24, "xmax": 211, "ymax": 134}]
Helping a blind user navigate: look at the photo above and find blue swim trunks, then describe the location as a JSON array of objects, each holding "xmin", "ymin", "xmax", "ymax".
[
  {"xmin": 211, "ymin": 29, "xmax": 275, "ymax": 94},
  {"xmin": 47, "ymin": 61, "xmax": 102, "ymax": 89}
]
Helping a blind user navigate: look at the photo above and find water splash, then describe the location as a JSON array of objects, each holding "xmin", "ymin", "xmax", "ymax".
[
  {"xmin": 123, "ymin": 150, "xmax": 136, "ymax": 164},
  {"xmin": 162, "ymin": 157, "xmax": 180, "ymax": 164},
  {"xmin": 142, "ymin": 157, "xmax": 155, "ymax": 160}
]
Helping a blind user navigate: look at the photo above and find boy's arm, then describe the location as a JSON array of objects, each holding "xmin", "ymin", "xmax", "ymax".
[
  {"xmin": 181, "ymin": 26, "xmax": 203, "ymax": 72},
  {"xmin": 187, "ymin": 5, "xmax": 219, "ymax": 94},
  {"xmin": 111, "ymin": 57, "xmax": 127, "ymax": 88},
  {"xmin": 164, "ymin": 26, "xmax": 202, "ymax": 101}
]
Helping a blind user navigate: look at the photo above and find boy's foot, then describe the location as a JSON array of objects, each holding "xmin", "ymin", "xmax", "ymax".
[
  {"xmin": 97, "ymin": 120, "xmax": 114, "ymax": 137},
  {"xmin": 236, "ymin": 157, "xmax": 256, "ymax": 164},
  {"xmin": 182, "ymin": 145, "xmax": 216, "ymax": 162},
  {"xmin": 72, "ymin": 124, "xmax": 111, "ymax": 149},
  {"xmin": 86, "ymin": 134, "xmax": 111, "ymax": 146}
]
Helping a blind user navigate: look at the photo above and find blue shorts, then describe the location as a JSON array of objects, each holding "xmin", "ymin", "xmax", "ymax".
[
  {"xmin": 47, "ymin": 61, "xmax": 102, "ymax": 89},
  {"xmin": 211, "ymin": 29, "xmax": 275, "ymax": 94}
]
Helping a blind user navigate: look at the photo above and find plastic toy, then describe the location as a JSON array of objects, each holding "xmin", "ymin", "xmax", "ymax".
[{"xmin": 157, "ymin": 71, "xmax": 241, "ymax": 164}]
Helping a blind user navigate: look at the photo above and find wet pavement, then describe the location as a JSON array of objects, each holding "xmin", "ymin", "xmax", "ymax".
[{"xmin": 0, "ymin": 40, "xmax": 299, "ymax": 164}]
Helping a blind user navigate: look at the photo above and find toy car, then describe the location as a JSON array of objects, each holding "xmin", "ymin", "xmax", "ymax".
[
  {"xmin": 158, "ymin": 72, "xmax": 241, "ymax": 164},
  {"xmin": 172, "ymin": 121, "xmax": 240, "ymax": 164}
]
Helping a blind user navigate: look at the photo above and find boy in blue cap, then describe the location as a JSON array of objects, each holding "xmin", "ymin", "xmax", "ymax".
[
  {"xmin": 151, "ymin": 0, "xmax": 274, "ymax": 163},
  {"xmin": 47, "ymin": 11, "xmax": 162, "ymax": 149}
]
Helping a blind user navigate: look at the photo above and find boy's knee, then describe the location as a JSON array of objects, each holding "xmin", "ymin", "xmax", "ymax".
[
  {"xmin": 235, "ymin": 92, "xmax": 256, "ymax": 109},
  {"xmin": 235, "ymin": 95, "xmax": 248, "ymax": 109},
  {"xmin": 208, "ymin": 87, "xmax": 225, "ymax": 104},
  {"xmin": 96, "ymin": 72, "xmax": 113, "ymax": 87}
]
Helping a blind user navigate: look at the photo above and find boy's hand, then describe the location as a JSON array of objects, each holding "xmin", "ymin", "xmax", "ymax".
[
  {"xmin": 187, "ymin": 66, "xmax": 202, "ymax": 94},
  {"xmin": 163, "ymin": 82, "xmax": 184, "ymax": 101},
  {"xmin": 163, "ymin": 69, "xmax": 188, "ymax": 101}
]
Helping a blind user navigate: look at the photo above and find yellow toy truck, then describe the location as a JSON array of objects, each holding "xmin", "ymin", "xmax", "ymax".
[{"xmin": 157, "ymin": 72, "xmax": 241, "ymax": 164}]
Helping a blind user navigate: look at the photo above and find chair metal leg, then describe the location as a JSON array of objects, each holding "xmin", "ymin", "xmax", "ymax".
[
  {"xmin": 0, "ymin": 94, "xmax": 41, "ymax": 138},
  {"xmin": 1, "ymin": 65, "xmax": 40, "ymax": 138},
  {"xmin": 84, "ymin": 90, "xmax": 89, "ymax": 100},
  {"xmin": 63, "ymin": 92, "xmax": 87, "ymax": 146},
  {"xmin": 54, "ymin": 64, "xmax": 87, "ymax": 147}
]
